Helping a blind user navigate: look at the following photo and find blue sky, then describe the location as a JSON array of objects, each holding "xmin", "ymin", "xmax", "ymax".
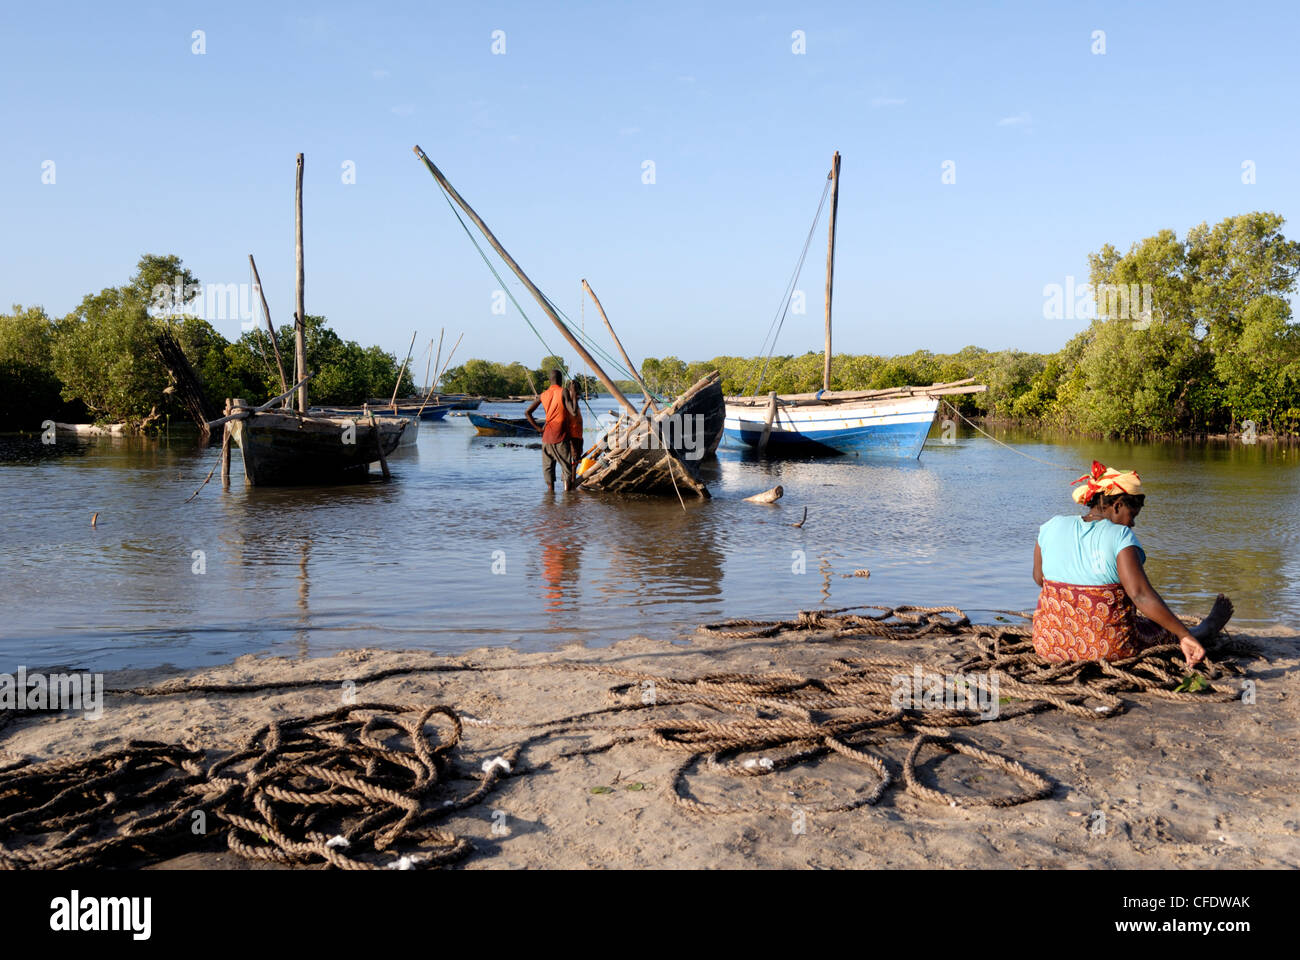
[{"xmin": 3, "ymin": 1, "xmax": 1298, "ymax": 372}]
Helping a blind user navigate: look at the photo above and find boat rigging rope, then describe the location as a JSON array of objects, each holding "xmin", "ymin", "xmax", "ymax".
[
  {"xmin": 0, "ymin": 603, "xmax": 1249, "ymax": 869},
  {"xmin": 939, "ymin": 399, "xmax": 1078, "ymax": 471},
  {"xmin": 431, "ymin": 181, "xmax": 636, "ymax": 422}
]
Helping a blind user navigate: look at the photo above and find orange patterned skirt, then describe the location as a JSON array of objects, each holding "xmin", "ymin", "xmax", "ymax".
[{"xmin": 1032, "ymin": 580, "xmax": 1173, "ymax": 662}]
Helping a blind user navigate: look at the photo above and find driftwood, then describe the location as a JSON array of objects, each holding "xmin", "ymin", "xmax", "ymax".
[{"xmin": 744, "ymin": 485, "xmax": 783, "ymax": 504}]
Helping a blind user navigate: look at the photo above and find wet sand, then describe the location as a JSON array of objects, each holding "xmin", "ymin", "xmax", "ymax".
[{"xmin": 4, "ymin": 621, "xmax": 1298, "ymax": 870}]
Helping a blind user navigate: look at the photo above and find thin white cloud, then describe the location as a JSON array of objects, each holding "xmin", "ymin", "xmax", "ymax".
[
  {"xmin": 619, "ymin": 126, "xmax": 641, "ymax": 137},
  {"xmin": 871, "ymin": 96, "xmax": 906, "ymax": 107},
  {"xmin": 997, "ymin": 112, "xmax": 1032, "ymax": 127},
  {"xmin": 372, "ymin": 68, "xmax": 390, "ymax": 80},
  {"xmin": 390, "ymin": 104, "xmax": 415, "ymax": 116}
]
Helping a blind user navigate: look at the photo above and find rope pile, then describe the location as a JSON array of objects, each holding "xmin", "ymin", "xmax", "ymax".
[
  {"xmin": 0, "ymin": 704, "xmax": 486, "ymax": 870},
  {"xmin": 0, "ymin": 605, "xmax": 1253, "ymax": 869}
]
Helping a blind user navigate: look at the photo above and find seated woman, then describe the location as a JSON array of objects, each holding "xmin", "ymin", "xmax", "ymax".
[{"xmin": 1032, "ymin": 461, "xmax": 1233, "ymax": 666}]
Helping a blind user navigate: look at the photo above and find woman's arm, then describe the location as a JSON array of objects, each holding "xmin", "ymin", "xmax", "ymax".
[
  {"xmin": 1032, "ymin": 543, "xmax": 1044, "ymax": 587},
  {"xmin": 1116, "ymin": 546, "xmax": 1204, "ymax": 667}
]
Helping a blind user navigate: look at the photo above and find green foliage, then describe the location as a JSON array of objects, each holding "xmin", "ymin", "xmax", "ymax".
[
  {"xmin": 0, "ymin": 305, "xmax": 85, "ymax": 428},
  {"xmin": 51, "ymin": 284, "xmax": 170, "ymax": 428}
]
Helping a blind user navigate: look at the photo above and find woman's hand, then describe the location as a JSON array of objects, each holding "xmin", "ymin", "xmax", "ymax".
[{"xmin": 1179, "ymin": 634, "xmax": 1206, "ymax": 668}]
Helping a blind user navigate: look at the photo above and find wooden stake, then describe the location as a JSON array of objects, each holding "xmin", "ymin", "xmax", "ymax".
[
  {"xmin": 220, "ymin": 399, "xmax": 232, "ymax": 487},
  {"xmin": 294, "ymin": 153, "xmax": 307, "ymax": 413},
  {"xmin": 369, "ymin": 411, "xmax": 391, "ymax": 481},
  {"xmin": 413, "ymin": 146, "xmax": 637, "ymax": 417},
  {"xmin": 581, "ymin": 278, "xmax": 657, "ymax": 414},
  {"xmin": 823, "ymin": 151, "xmax": 840, "ymax": 393},
  {"xmin": 758, "ymin": 391, "xmax": 778, "ymax": 453},
  {"xmin": 249, "ymin": 254, "xmax": 288, "ymax": 397}
]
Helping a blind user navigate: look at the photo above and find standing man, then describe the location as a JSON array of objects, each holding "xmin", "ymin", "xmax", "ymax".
[{"xmin": 525, "ymin": 369, "xmax": 573, "ymax": 490}]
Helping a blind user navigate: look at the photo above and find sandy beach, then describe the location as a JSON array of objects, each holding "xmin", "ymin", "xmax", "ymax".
[{"xmin": 3, "ymin": 610, "xmax": 1297, "ymax": 870}]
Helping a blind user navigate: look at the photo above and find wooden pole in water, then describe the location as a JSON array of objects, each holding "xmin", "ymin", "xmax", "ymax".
[
  {"xmin": 220, "ymin": 399, "xmax": 232, "ymax": 487},
  {"xmin": 581, "ymin": 279, "xmax": 658, "ymax": 414},
  {"xmin": 389, "ymin": 330, "xmax": 419, "ymax": 408},
  {"xmin": 412, "ymin": 145, "xmax": 637, "ymax": 417},
  {"xmin": 823, "ymin": 150, "xmax": 840, "ymax": 394},
  {"xmin": 368, "ymin": 411, "xmax": 391, "ymax": 481},
  {"xmin": 248, "ymin": 254, "xmax": 288, "ymax": 398},
  {"xmin": 294, "ymin": 153, "xmax": 308, "ymax": 413},
  {"xmin": 758, "ymin": 390, "xmax": 778, "ymax": 454}
]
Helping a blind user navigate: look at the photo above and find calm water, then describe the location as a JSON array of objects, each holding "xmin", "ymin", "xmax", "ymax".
[{"xmin": 2, "ymin": 403, "xmax": 1297, "ymax": 671}]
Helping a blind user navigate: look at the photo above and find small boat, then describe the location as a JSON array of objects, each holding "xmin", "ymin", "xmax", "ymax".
[
  {"xmin": 724, "ymin": 152, "xmax": 984, "ymax": 458},
  {"xmin": 432, "ymin": 393, "xmax": 482, "ymax": 410},
  {"xmin": 724, "ymin": 383, "xmax": 977, "ymax": 458},
  {"xmin": 468, "ymin": 413, "xmax": 542, "ymax": 437},
  {"xmin": 229, "ymin": 406, "xmax": 406, "ymax": 485}
]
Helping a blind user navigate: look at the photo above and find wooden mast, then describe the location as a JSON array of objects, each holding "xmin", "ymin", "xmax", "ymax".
[
  {"xmin": 294, "ymin": 153, "xmax": 308, "ymax": 413},
  {"xmin": 581, "ymin": 279, "xmax": 658, "ymax": 414},
  {"xmin": 412, "ymin": 145, "xmax": 637, "ymax": 417},
  {"xmin": 823, "ymin": 150, "xmax": 840, "ymax": 394}
]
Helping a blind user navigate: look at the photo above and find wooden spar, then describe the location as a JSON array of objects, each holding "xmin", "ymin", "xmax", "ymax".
[
  {"xmin": 204, "ymin": 373, "xmax": 314, "ymax": 430},
  {"xmin": 248, "ymin": 254, "xmax": 288, "ymax": 398},
  {"xmin": 412, "ymin": 145, "xmax": 637, "ymax": 417},
  {"xmin": 581, "ymin": 278, "xmax": 658, "ymax": 414},
  {"xmin": 435, "ymin": 332, "xmax": 463, "ymax": 386},
  {"xmin": 389, "ymin": 330, "xmax": 419, "ymax": 408},
  {"xmin": 294, "ymin": 153, "xmax": 308, "ymax": 413},
  {"xmin": 421, "ymin": 337, "xmax": 434, "ymax": 394},
  {"xmin": 823, "ymin": 151, "xmax": 840, "ymax": 393},
  {"xmin": 758, "ymin": 391, "xmax": 777, "ymax": 453},
  {"xmin": 220, "ymin": 399, "xmax": 232, "ymax": 487},
  {"xmin": 416, "ymin": 328, "xmax": 445, "ymax": 417}
]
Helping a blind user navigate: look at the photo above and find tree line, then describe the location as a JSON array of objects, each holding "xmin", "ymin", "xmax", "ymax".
[
  {"xmin": 636, "ymin": 211, "xmax": 1300, "ymax": 438},
  {"xmin": 5, "ymin": 212, "xmax": 1299, "ymax": 438},
  {"xmin": 1, "ymin": 255, "xmax": 407, "ymax": 430}
]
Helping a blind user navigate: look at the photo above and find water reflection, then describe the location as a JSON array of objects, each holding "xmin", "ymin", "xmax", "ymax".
[{"xmin": 1, "ymin": 413, "xmax": 1296, "ymax": 672}]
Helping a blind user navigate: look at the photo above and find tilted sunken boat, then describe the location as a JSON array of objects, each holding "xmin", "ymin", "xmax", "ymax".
[{"xmin": 577, "ymin": 371, "xmax": 720, "ymax": 497}]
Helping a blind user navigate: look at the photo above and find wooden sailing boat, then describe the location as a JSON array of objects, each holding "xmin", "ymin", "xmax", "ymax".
[
  {"xmin": 413, "ymin": 145, "xmax": 716, "ymax": 498},
  {"xmin": 221, "ymin": 154, "xmax": 407, "ymax": 485},
  {"xmin": 724, "ymin": 152, "xmax": 985, "ymax": 457}
]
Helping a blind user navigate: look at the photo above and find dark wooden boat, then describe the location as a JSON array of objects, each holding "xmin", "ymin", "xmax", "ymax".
[{"xmin": 229, "ymin": 407, "xmax": 406, "ymax": 485}]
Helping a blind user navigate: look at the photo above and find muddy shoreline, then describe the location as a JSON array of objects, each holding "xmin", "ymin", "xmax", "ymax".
[{"xmin": 3, "ymin": 613, "xmax": 1297, "ymax": 870}]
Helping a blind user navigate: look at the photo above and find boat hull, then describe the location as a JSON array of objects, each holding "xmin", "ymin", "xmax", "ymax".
[
  {"xmin": 231, "ymin": 411, "xmax": 406, "ymax": 485},
  {"xmin": 723, "ymin": 395, "xmax": 939, "ymax": 458},
  {"xmin": 579, "ymin": 371, "xmax": 722, "ymax": 497},
  {"xmin": 468, "ymin": 413, "xmax": 540, "ymax": 438}
]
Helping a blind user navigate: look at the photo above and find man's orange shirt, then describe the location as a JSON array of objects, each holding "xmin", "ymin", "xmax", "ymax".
[{"xmin": 539, "ymin": 384, "xmax": 569, "ymax": 444}]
